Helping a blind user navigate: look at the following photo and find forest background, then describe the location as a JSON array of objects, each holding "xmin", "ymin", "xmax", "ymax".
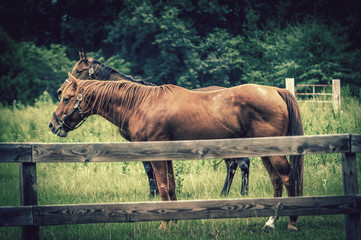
[{"xmin": 0, "ymin": 0, "xmax": 361, "ymax": 105}]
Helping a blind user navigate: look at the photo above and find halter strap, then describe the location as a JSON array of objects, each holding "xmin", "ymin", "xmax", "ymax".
[
  {"xmin": 53, "ymin": 91, "xmax": 87, "ymax": 131},
  {"xmin": 88, "ymin": 62, "xmax": 95, "ymax": 79}
]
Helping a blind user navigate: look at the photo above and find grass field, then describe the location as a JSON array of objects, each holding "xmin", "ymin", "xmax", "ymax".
[{"xmin": 0, "ymin": 90, "xmax": 360, "ymax": 240}]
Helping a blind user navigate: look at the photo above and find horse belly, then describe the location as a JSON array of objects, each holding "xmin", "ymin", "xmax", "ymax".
[{"xmin": 168, "ymin": 110, "xmax": 242, "ymax": 140}]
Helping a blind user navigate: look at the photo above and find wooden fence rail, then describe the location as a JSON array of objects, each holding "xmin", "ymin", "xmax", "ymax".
[
  {"xmin": 0, "ymin": 134, "xmax": 360, "ymax": 240},
  {"xmin": 1, "ymin": 196, "xmax": 360, "ymax": 226},
  {"xmin": 0, "ymin": 134, "xmax": 354, "ymax": 163}
]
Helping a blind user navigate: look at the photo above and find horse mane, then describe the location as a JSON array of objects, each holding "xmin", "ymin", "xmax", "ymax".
[
  {"xmin": 89, "ymin": 59, "xmax": 155, "ymax": 86},
  {"xmin": 78, "ymin": 80, "xmax": 172, "ymax": 127}
]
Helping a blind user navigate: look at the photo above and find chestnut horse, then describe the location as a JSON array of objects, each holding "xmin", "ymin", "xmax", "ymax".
[
  {"xmin": 56, "ymin": 51, "xmax": 250, "ymax": 197},
  {"xmin": 49, "ymin": 73, "xmax": 304, "ymax": 231}
]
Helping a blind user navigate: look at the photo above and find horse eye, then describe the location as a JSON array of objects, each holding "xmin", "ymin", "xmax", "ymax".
[
  {"xmin": 63, "ymin": 97, "xmax": 70, "ymax": 104},
  {"xmin": 76, "ymin": 69, "xmax": 83, "ymax": 74},
  {"xmin": 57, "ymin": 90, "xmax": 62, "ymax": 101}
]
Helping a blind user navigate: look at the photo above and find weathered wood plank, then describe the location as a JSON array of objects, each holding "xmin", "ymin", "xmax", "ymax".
[
  {"xmin": 33, "ymin": 196, "xmax": 360, "ymax": 226},
  {"xmin": 342, "ymin": 153, "xmax": 359, "ymax": 196},
  {"xmin": 332, "ymin": 79, "xmax": 341, "ymax": 111},
  {"xmin": 0, "ymin": 206, "xmax": 33, "ymax": 226},
  {"xmin": 351, "ymin": 134, "xmax": 361, "ymax": 153},
  {"xmin": 31, "ymin": 134, "xmax": 351, "ymax": 163},
  {"xmin": 341, "ymin": 153, "xmax": 360, "ymax": 240},
  {"xmin": 0, "ymin": 144, "xmax": 32, "ymax": 162},
  {"xmin": 19, "ymin": 163, "xmax": 38, "ymax": 207},
  {"xmin": 285, "ymin": 78, "xmax": 295, "ymax": 96},
  {"xmin": 19, "ymin": 163, "xmax": 39, "ymax": 240}
]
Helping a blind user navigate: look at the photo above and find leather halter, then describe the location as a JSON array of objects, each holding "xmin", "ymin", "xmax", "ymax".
[
  {"xmin": 53, "ymin": 86, "xmax": 88, "ymax": 131},
  {"xmin": 88, "ymin": 61, "xmax": 95, "ymax": 79}
]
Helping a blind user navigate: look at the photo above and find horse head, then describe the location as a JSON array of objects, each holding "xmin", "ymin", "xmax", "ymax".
[
  {"xmin": 50, "ymin": 73, "xmax": 88, "ymax": 137},
  {"xmin": 56, "ymin": 50, "xmax": 96, "ymax": 99}
]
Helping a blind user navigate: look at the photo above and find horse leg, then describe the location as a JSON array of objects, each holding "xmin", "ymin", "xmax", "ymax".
[
  {"xmin": 241, "ymin": 170, "xmax": 249, "ymax": 196},
  {"xmin": 237, "ymin": 158, "xmax": 250, "ymax": 196},
  {"xmin": 261, "ymin": 157, "xmax": 284, "ymax": 230},
  {"xmin": 142, "ymin": 161, "xmax": 159, "ymax": 197},
  {"xmin": 221, "ymin": 159, "xmax": 237, "ymax": 196},
  {"xmin": 166, "ymin": 161, "xmax": 178, "ymax": 226},
  {"xmin": 150, "ymin": 160, "xmax": 173, "ymax": 230},
  {"xmin": 167, "ymin": 161, "xmax": 177, "ymax": 201},
  {"xmin": 221, "ymin": 159, "xmax": 231, "ymax": 195},
  {"xmin": 266, "ymin": 156, "xmax": 298, "ymax": 231}
]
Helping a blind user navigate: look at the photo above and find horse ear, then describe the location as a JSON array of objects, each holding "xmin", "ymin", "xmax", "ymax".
[
  {"xmin": 79, "ymin": 50, "xmax": 83, "ymax": 60},
  {"xmin": 68, "ymin": 73, "xmax": 79, "ymax": 87},
  {"xmin": 79, "ymin": 49, "xmax": 88, "ymax": 61}
]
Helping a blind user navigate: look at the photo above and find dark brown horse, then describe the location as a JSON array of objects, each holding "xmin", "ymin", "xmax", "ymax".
[
  {"xmin": 57, "ymin": 51, "xmax": 250, "ymax": 197},
  {"xmin": 49, "ymin": 72, "xmax": 304, "ymax": 231}
]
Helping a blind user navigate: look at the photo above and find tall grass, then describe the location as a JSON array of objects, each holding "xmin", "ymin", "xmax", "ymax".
[{"xmin": 0, "ymin": 90, "xmax": 360, "ymax": 239}]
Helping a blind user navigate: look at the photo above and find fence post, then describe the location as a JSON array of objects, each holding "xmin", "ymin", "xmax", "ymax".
[
  {"xmin": 332, "ymin": 79, "xmax": 341, "ymax": 111},
  {"xmin": 19, "ymin": 161, "xmax": 39, "ymax": 240},
  {"xmin": 285, "ymin": 78, "xmax": 295, "ymax": 96},
  {"xmin": 341, "ymin": 152, "xmax": 360, "ymax": 240}
]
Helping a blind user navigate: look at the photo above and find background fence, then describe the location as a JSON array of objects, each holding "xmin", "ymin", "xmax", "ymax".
[
  {"xmin": 285, "ymin": 78, "xmax": 341, "ymax": 111},
  {"xmin": 0, "ymin": 134, "xmax": 360, "ymax": 240}
]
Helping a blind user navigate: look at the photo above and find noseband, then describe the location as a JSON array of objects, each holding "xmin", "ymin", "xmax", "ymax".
[{"xmin": 53, "ymin": 90, "xmax": 88, "ymax": 131}]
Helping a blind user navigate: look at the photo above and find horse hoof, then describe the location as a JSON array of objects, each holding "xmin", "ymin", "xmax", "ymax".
[
  {"xmin": 287, "ymin": 223, "xmax": 298, "ymax": 231},
  {"xmin": 262, "ymin": 224, "xmax": 275, "ymax": 231},
  {"xmin": 262, "ymin": 216, "xmax": 276, "ymax": 230}
]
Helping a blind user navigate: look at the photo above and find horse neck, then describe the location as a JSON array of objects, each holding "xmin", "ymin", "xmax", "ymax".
[
  {"xmin": 94, "ymin": 63, "xmax": 131, "ymax": 81},
  {"xmin": 81, "ymin": 80, "xmax": 160, "ymax": 129},
  {"xmin": 108, "ymin": 71, "xmax": 129, "ymax": 81}
]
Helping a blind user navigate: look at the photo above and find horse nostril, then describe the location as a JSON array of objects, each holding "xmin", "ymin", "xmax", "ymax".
[{"xmin": 49, "ymin": 122, "xmax": 54, "ymax": 129}]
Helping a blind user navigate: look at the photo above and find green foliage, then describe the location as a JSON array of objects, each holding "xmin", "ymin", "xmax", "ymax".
[
  {"xmin": 2, "ymin": 0, "xmax": 361, "ymax": 104},
  {"xmin": 106, "ymin": 2, "xmax": 361, "ymax": 91},
  {"xmin": 0, "ymin": 29, "xmax": 74, "ymax": 105},
  {"xmin": 17, "ymin": 42, "xmax": 75, "ymax": 99},
  {"xmin": 179, "ymin": 29, "xmax": 246, "ymax": 88},
  {"xmin": 103, "ymin": 55, "xmax": 132, "ymax": 74},
  {"xmin": 106, "ymin": 2, "xmax": 249, "ymax": 87},
  {"xmin": 0, "ymin": 28, "xmax": 39, "ymax": 105},
  {"xmin": 241, "ymin": 19, "xmax": 361, "ymax": 88}
]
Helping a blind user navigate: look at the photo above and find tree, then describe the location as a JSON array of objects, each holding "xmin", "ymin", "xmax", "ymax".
[
  {"xmin": 0, "ymin": 28, "xmax": 39, "ymax": 105},
  {"xmin": 106, "ymin": 1, "xmax": 247, "ymax": 87},
  {"xmin": 241, "ymin": 18, "xmax": 361, "ymax": 90},
  {"xmin": 0, "ymin": 28, "xmax": 74, "ymax": 105}
]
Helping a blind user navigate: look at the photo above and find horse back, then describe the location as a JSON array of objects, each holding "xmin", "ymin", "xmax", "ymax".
[{"xmin": 129, "ymin": 84, "xmax": 291, "ymax": 141}]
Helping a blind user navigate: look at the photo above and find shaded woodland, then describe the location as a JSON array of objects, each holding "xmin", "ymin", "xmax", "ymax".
[{"xmin": 1, "ymin": 0, "xmax": 360, "ymax": 104}]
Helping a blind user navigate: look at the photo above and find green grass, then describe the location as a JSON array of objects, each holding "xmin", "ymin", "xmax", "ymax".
[{"xmin": 0, "ymin": 91, "xmax": 360, "ymax": 239}]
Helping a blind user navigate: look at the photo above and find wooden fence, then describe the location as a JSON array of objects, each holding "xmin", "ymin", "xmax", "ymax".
[
  {"xmin": 0, "ymin": 134, "xmax": 360, "ymax": 240},
  {"xmin": 285, "ymin": 78, "xmax": 341, "ymax": 111}
]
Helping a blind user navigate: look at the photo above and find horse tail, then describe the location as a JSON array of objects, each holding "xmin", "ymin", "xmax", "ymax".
[{"xmin": 278, "ymin": 89, "xmax": 304, "ymax": 197}]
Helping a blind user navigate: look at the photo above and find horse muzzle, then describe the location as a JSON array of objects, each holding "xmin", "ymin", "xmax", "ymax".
[{"xmin": 49, "ymin": 120, "xmax": 68, "ymax": 137}]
